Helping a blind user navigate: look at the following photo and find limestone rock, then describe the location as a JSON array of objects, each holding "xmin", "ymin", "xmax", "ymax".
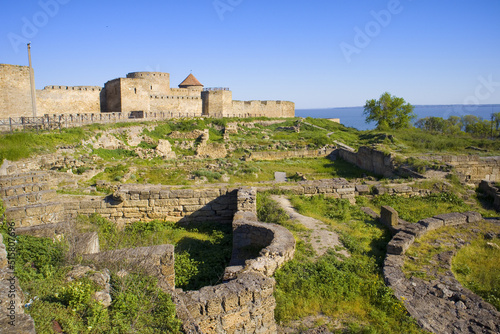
[
  {"xmin": 156, "ymin": 139, "xmax": 176, "ymax": 159},
  {"xmin": 93, "ymin": 290, "xmax": 112, "ymax": 308}
]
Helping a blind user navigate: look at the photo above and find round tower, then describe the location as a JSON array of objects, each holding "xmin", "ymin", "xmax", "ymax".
[{"xmin": 178, "ymin": 73, "xmax": 203, "ymax": 90}]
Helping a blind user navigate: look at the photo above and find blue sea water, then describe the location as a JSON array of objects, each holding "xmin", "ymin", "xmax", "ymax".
[{"xmin": 296, "ymin": 104, "xmax": 500, "ymax": 131}]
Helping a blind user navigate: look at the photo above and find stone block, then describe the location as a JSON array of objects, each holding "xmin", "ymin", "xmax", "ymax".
[
  {"xmin": 195, "ymin": 189, "xmax": 220, "ymax": 198},
  {"xmin": 170, "ymin": 189, "xmax": 193, "ymax": 198},
  {"xmin": 355, "ymin": 184, "xmax": 370, "ymax": 194},
  {"xmin": 418, "ymin": 217, "xmax": 443, "ymax": 232},
  {"xmin": 25, "ymin": 205, "xmax": 45, "ymax": 217},
  {"xmin": 123, "ymin": 200, "xmax": 149, "ymax": 208},
  {"xmin": 178, "ymin": 198, "xmax": 201, "ymax": 206},
  {"xmin": 74, "ymin": 232, "xmax": 100, "ymax": 255},
  {"xmin": 462, "ymin": 211, "xmax": 482, "ymax": 223},
  {"xmin": 434, "ymin": 212, "xmax": 467, "ymax": 226},
  {"xmin": 80, "ymin": 200, "xmax": 103, "ymax": 209},
  {"xmin": 222, "ymin": 310, "xmax": 245, "ymax": 329},
  {"xmin": 206, "ymin": 298, "xmax": 223, "ymax": 317},
  {"xmin": 401, "ymin": 223, "xmax": 426, "ymax": 238},
  {"xmin": 336, "ymin": 187, "xmax": 355, "ymax": 195},
  {"xmin": 159, "ymin": 190, "xmax": 170, "ymax": 199},
  {"xmin": 381, "ymin": 206, "xmax": 399, "ymax": 227},
  {"xmin": 387, "ymin": 231, "xmax": 415, "ymax": 255},
  {"xmin": 223, "ymin": 293, "xmax": 239, "ymax": 312},
  {"xmin": 183, "ymin": 205, "xmax": 205, "ymax": 212}
]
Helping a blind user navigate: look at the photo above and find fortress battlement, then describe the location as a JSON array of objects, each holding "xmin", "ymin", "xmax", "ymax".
[
  {"xmin": 43, "ymin": 86, "xmax": 102, "ymax": 91},
  {"xmin": 0, "ymin": 63, "xmax": 294, "ymax": 120}
]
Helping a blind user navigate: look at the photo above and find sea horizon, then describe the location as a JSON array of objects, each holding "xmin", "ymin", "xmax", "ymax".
[{"xmin": 296, "ymin": 104, "xmax": 500, "ymax": 131}]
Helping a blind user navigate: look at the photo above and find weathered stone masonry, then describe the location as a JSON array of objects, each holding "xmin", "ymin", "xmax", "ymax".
[
  {"xmin": 0, "ymin": 63, "xmax": 294, "ymax": 123},
  {"xmin": 0, "ymin": 173, "xmax": 297, "ymax": 333},
  {"xmin": 174, "ymin": 187, "xmax": 296, "ymax": 334},
  {"xmin": 383, "ymin": 211, "xmax": 500, "ymax": 333}
]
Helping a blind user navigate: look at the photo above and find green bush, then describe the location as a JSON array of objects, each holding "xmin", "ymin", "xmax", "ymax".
[
  {"xmin": 257, "ymin": 192, "xmax": 289, "ymax": 225},
  {"xmin": 192, "ymin": 169, "xmax": 222, "ymax": 181}
]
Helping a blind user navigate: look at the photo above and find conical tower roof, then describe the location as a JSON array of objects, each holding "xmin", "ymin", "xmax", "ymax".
[{"xmin": 178, "ymin": 73, "xmax": 203, "ymax": 88}]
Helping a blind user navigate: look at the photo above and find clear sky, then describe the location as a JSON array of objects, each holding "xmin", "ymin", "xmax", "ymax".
[{"xmin": 1, "ymin": 0, "xmax": 499, "ymax": 109}]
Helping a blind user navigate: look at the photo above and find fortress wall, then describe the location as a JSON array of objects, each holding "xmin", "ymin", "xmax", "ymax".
[
  {"xmin": 126, "ymin": 72, "xmax": 170, "ymax": 95},
  {"xmin": 118, "ymin": 78, "xmax": 151, "ymax": 113},
  {"xmin": 36, "ymin": 86, "xmax": 101, "ymax": 115},
  {"xmin": 202, "ymin": 90, "xmax": 233, "ymax": 117},
  {"xmin": 232, "ymin": 100, "xmax": 295, "ymax": 118},
  {"xmin": 104, "ymin": 79, "xmax": 121, "ymax": 113},
  {"xmin": 0, "ymin": 64, "xmax": 32, "ymax": 118},
  {"xmin": 150, "ymin": 95, "xmax": 203, "ymax": 117},
  {"xmin": 170, "ymin": 87, "xmax": 203, "ymax": 97}
]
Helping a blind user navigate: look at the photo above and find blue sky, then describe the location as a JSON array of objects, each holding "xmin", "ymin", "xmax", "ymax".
[{"xmin": 1, "ymin": 0, "xmax": 499, "ymax": 109}]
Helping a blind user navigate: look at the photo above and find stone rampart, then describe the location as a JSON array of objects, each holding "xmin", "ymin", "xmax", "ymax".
[
  {"xmin": 0, "ymin": 64, "xmax": 32, "ymax": 119},
  {"xmin": 0, "ymin": 111, "xmax": 180, "ymax": 133},
  {"xmin": 37, "ymin": 85, "xmax": 102, "ymax": 115},
  {"xmin": 383, "ymin": 210, "xmax": 500, "ymax": 333},
  {"xmin": 232, "ymin": 100, "xmax": 295, "ymax": 118}
]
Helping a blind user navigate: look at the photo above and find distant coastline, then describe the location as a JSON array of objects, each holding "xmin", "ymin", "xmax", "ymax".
[{"xmin": 296, "ymin": 104, "xmax": 500, "ymax": 131}]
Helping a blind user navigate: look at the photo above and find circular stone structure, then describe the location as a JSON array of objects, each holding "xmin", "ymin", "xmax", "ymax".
[{"xmin": 383, "ymin": 212, "xmax": 500, "ymax": 334}]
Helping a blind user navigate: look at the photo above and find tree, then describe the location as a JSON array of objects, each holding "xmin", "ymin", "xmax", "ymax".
[{"xmin": 363, "ymin": 92, "xmax": 415, "ymax": 130}]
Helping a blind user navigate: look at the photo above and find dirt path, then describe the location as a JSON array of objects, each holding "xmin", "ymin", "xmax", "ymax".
[{"xmin": 271, "ymin": 195, "xmax": 349, "ymax": 259}]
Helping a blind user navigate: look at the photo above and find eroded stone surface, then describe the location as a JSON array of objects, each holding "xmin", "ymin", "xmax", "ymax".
[{"xmin": 383, "ymin": 211, "xmax": 500, "ymax": 334}]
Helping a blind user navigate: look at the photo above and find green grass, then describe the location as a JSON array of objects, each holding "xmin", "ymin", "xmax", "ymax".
[
  {"xmin": 453, "ymin": 236, "xmax": 500, "ymax": 310},
  {"xmin": 0, "ymin": 127, "xmax": 88, "ymax": 164},
  {"xmin": 370, "ymin": 192, "xmax": 467, "ymax": 223},
  {"xmin": 258, "ymin": 194, "xmax": 424, "ymax": 333},
  {"xmin": 77, "ymin": 214, "xmax": 232, "ymax": 290},
  {"xmin": 404, "ymin": 221, "xmax": 500, "ymax": 310},
  {"xmin": 0, "ymin": 227, "xmax": 181, "ymax": 333}
]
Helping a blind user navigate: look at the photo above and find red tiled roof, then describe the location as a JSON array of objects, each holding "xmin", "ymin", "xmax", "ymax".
[{"xmin": 178, "ymin": 73, "xmax": 203, "ymax": 87}]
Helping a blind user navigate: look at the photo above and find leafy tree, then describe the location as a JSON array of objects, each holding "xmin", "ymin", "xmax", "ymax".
[
  {"xmin": 363, "ymin": 92, "xmax": 415, "ymax": 130},
  {"xmin": 491, "ymin": 112, "xmax": 500, "ymax": 131}
]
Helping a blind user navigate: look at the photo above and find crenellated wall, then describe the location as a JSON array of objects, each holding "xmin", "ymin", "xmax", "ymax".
[
  {"xmin": 231, "ymin": 100, "xmax": 295, "ymax": 118},
  {"xmin": 37, "ymin": 85, "xmax": 102, "ymax": 115},
  {"xmin": 0, "ymin": 63, "xmax": 294, "ymax": 121}
]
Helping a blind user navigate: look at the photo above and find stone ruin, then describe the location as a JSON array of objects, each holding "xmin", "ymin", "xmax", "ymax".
[
  {"xmin": 0, "ymin": 171, "xmax": 297, "ymax": 333},
  {"xmin": 382, "ymin": 209, "xmax": 500, "ymax": 333}
]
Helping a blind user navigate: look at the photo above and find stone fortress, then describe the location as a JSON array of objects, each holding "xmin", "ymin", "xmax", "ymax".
[{"xmin": 0, "ymin": 63, "xmax": 295, "ymax": 120}]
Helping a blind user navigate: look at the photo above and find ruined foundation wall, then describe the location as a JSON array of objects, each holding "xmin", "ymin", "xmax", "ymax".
[
  {"xmin": 175, "ymin": 187, "xmax": 296, "ymax": 334},
  {"xmin": 248, "ymin": 147, "xmax": 333, "ymax": 161},
  {"xmin": 420, "ymin": 155, "xmax": 500, "ymax": 182},
  {"xmin": 337, "ymin": 146, "xmax": 396, "ymax": 177}
]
